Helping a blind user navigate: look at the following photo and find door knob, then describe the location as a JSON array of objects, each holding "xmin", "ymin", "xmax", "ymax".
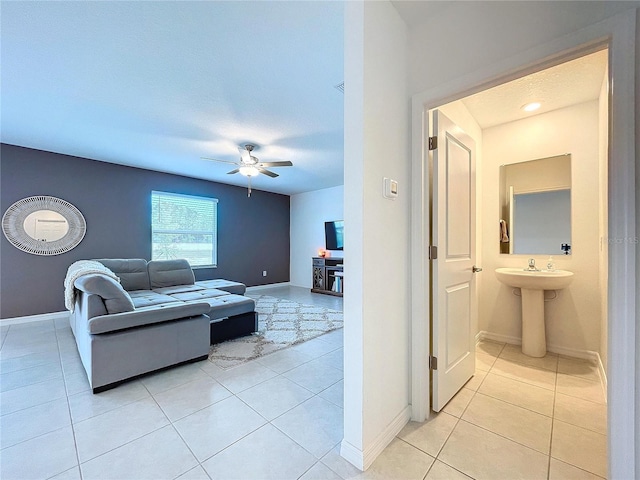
[{"xmin": 472, "ymin": 266, "xmax": 483, "ymax": 273}]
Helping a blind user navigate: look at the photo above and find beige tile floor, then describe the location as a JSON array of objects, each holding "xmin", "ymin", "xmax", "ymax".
[{"xmin": 0, "ymin": 287, "xmax": 607, "ymax": 479}]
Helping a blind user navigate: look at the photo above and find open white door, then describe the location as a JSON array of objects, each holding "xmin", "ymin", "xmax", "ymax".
[{"xmin": 431, "ymin": 109, "xmax": 478, "ymax": 412}]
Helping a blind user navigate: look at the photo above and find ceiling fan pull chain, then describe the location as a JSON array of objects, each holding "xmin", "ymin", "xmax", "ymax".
[{"xmin": 248, "ymin": 176, "xmax": 252, "ymax": 197}]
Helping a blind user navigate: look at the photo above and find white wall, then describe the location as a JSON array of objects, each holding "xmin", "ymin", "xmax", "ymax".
[
  {"xmin": 407, "ymin": 2, "xmax": 638, "ymax": 96},
  {"xmin": 480, "ymin": 101, "xmax": 602, "ymax": 353},
  {"xmin": 343, "ymin": 0, "xmax": 411, "ymax": 470},
  {"xmin": 290, "ymin": 186, "xmax": 344, "ymax": 288}
]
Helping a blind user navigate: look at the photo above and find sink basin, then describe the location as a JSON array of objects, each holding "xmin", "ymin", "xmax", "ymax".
[
  {"xmin": 495, "ymin": 267, "xmax": 574, "ymax": 358},
  {"xmin": 495, "ymin": 267, "xmax": 574, "ymax": 290}
]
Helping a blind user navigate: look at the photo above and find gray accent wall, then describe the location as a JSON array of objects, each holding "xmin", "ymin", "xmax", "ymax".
[{"xmin": 0, "ymin": 144, "xmax": 290, "ymax": 318}]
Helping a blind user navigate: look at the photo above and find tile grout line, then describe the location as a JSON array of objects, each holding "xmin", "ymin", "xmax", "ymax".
[
  {"xmin": 483, "ymin": 347, "xmax": 607, "ymax": 478},
  {"xmin": 142, "ymin": 384, "xmax": 209, "ymax": 480},
  {"xmin": 426, "ymin": 363, "xmax": 492, "ymax": 479},
  {"xmin": 472, "ymin": 389, "xmax": 553, "ymax": 419},
  {"xmin": 74, "ymin": 383, "xmax": 173, "ymax": 468},
  {"xmin": 0, "ymin": 324, "xmax": 11, "ymax": 350},
  {"xmin": 54, "ymin": 319, "xmax": 84, "ymax": 480},
  {"xmin": 547, "ymin": 367, "xmax": 560, "ymax": 480},
  {"xmin": 458, "ymin": 357, "xmax": 553, "ymax": 461},
  {"xmin": 168, "ymin": 364, "xmax": 337, "ymax": 471}
]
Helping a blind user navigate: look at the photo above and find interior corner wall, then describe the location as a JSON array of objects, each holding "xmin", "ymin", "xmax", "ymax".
[
  {"xmin": 479, "ymin": 101, "xmax": 602, "ymax": 353},
  {"xmin": 598, "ymin": 66, "xmax": 609, "ymax": 372},
  {"xmin": 342, "ymin": 0, "xmax": 410, "ymax": 470},
  {"xmin": 289, "ymin": 186, "xmax": 344, "ymax": 288},
  {"xmin": 342, "ymin": 0, "xmax": 365, "ymax": 465},
  {"xmin": 0, "ymin": 144, "xmax": 290, "ymax": 319}
]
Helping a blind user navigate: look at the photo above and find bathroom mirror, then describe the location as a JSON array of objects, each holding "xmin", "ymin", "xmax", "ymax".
[
  {"xmin": 499, "ymin": 154, "xmax": 571, "ymax": 255},
  {"xmin": 2, "ymin": 196, "xmax": 86, "ymax": 255}
]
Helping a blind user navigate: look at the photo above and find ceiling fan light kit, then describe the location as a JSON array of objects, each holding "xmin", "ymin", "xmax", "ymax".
[
  {"xmin": 202, "ymin": 143, "xmax": 294, "ymax": 197},
  {"xmin": 239, "ymin": 165, "xmax": 259, "ymax": 177}
]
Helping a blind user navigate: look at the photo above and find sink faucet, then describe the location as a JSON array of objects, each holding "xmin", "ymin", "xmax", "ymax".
[{"xmin": 527, "ymin": 258, "xmax": 539, "ymax": 271}]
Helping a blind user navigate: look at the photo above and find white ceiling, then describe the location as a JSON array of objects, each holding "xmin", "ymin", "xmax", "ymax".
[
  {"xmin": 461, "ymin": 49, "xmax": 608, "ymax": 129},
  {"xmin": 0, "ymin": 2, "xmax": 610, "ymax": 196},
  {"xmin": 0, "ymin": 1, "xmax": 344, "ymax": 196}
]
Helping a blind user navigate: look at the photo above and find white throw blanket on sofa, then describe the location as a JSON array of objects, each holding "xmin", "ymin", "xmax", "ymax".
[{"xmin": 64, "ymin": 260, "xmax": 121, "ymax": 312}]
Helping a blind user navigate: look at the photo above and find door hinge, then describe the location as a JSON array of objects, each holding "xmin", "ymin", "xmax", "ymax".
[
  {"xmin": 428, "ymin": 136, "xmax": 438, "ymax": 150},
  {"xmin": 429, "ymin": 355, "xmax": 438, "ymax": 370},
  {"xmin": 428, "ymin": 245, "xmax": 438, "ymax": 260}
]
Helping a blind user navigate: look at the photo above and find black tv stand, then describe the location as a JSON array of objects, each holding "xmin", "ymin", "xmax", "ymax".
[{"xmin": 311, "ymin": 257, "xmax": 343, "ymax": 297}]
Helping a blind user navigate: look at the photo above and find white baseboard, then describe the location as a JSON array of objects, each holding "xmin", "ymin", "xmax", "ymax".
[
  {"xmin": 340, "ymin": 405, "xmax": 412, "ymax": 471},
  {"xmin": 1, "ymin": 311, "xmax": 69, "ymax": 326},
  {"xmin": 245, "ymin": 282, "xmax": 291, "ymax": 292},
  {"xmin": 478, "ymin": 331, "xmax": 521, "ymax": 346},
  {"xmin": 476, "ymin": 330, "xmax": 608, "ymax": 400},
  {"xmin": 340, "ymin": 439, "xmax": 365, "ymax": 471}
]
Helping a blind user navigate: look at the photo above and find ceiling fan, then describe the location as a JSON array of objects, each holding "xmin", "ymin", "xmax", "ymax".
[{"xmin": 201, "ymin": 144, "xmax": 293, "ymax": 197}]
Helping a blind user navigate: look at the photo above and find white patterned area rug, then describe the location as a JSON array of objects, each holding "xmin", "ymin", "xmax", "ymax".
[{"xmin": 208, "ymin": 295, "xmax": 343, "ymax": 369}]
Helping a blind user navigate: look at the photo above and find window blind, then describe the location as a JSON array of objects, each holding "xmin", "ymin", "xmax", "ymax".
[{"xmin": 151, "ymin": 191, "xmax": 218, "ymax": 267}]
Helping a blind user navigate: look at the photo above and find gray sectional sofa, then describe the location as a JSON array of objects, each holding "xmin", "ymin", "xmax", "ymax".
[{"xmin": 69, "ymin": 258, "xmax": 257, "ymax": 392}]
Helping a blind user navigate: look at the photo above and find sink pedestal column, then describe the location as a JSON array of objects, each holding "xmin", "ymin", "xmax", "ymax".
[{"xmin": 520, "ymin": 288, "xmax": 546, "ymax": 357}]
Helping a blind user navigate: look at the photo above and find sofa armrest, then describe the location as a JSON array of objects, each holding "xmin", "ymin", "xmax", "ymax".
[
  {"xmin": 74, "ymin": 275, "xmax": 134, "ymax": 314},
  {"xmin": 87, "ymin": 302, "xmax": 210, "ymax": 334}
]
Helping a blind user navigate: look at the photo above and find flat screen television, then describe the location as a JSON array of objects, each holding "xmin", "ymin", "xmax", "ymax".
[{"xmin": 324, "ymin": 220, "xmax": 344, "ymax": 251}]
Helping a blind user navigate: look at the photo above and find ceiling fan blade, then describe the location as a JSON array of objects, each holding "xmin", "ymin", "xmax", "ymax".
[
  {"xmin": 258, "ymin": 168, "xmax": 279, "ymax": 178},
  {"xmin": 257, "ymin": 161, "xmax": 293, "ymax": 167},
  {"xmin": 226, "ymin": 169, "xmax": 240, "ymax": 175},
  {"xmin": 201, "ymin": 157, "xmax": 240, "ymax": 165}
]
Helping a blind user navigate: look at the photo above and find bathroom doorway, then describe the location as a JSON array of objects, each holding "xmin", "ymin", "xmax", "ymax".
[{"xmin": 410, "ymin": 14, "xmax": 636, "ymax": 477}]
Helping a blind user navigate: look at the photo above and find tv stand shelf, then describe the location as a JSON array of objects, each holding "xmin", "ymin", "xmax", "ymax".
[{"xmin": 311, "ymin": 257, "xmax": 343, "ymax": 297}]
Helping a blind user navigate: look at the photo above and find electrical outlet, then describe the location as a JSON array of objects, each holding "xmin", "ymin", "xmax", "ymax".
[{"xmin": 262, "ymin": 270, "xmax": 267, "ymax": 277}]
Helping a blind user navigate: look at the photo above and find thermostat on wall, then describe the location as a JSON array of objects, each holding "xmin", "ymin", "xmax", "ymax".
[{"xmin": 383, "ymin": 177, "xmax": 398, "ymax": 199}]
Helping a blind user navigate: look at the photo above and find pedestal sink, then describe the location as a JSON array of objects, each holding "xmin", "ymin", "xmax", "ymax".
[{"xmin": 495, "ymin": 267, "xmax": 574, "ymax": 357}]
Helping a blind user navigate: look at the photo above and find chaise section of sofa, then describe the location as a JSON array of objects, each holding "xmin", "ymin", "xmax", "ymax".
[{"xmin": 68, "ymin": 258, "xmax": 257, "ymax": 392}]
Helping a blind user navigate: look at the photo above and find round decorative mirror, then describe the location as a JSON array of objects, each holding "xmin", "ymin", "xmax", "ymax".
[{"xmin": 2, "ymin": 196, "xmax": 86, "ymax": 255}]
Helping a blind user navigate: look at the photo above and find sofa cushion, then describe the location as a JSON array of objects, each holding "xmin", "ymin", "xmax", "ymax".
[
  {"xmin": 195, "ymin": 279, "xmax": 246, "ymax": 295},
  {"xmin": 128, "ymin": 290, "xmax": 181, "ymax": 308},
  {"xmin": 148, "ymin": 259, "xmax": 195, "ymax": 288},
  {"xmin": 95, "ymin": 259, "xmax": 150, "ymax": 291},
  {"xmin": 206, "ymin": 294, "xmax": 256, "ymax": 320},
  {"xmin": 74, "ymin": 275, "xmax": 135, "ymax": 314},
  {"xmin": 87, "ymin": 302, "xmax": 210, "ymax": 334},
  {"xmin": 153, "ymin": 284, "xmax": 206, "ymax": 296},
  {"xmin": 167, "ymin": 288, "xmax": 230, "ymax": 302}
]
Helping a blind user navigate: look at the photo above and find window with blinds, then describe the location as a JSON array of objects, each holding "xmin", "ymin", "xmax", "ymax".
[{"xmin": 151, "ymin": 191, "xmax": 218, "ymax": 267}]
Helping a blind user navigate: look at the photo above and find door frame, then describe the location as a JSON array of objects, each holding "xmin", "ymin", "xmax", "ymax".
[{"xmin": 410, "ymin": 12, "xmax": 636, "ymax": 479}]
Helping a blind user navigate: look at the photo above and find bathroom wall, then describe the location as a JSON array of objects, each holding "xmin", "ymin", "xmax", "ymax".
[{"xmin": 479, "ymin": 100, "xmax": 604, "ymax": 355}]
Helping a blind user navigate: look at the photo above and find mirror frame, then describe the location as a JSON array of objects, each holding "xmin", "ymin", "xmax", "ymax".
[{"xmin": 2, "ymin": 196, "xmax": 86, "ymax": 255}]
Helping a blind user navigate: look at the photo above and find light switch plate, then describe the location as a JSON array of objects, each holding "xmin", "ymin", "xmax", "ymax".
[{"xmin": 383, "ymin": 177, "xmax": 398, "ymax": 199}]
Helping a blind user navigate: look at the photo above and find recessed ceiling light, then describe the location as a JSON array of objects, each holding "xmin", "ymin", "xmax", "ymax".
[{"xmin": 522, "ymin": 102, "xmax": 541, "ymax": 112}]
